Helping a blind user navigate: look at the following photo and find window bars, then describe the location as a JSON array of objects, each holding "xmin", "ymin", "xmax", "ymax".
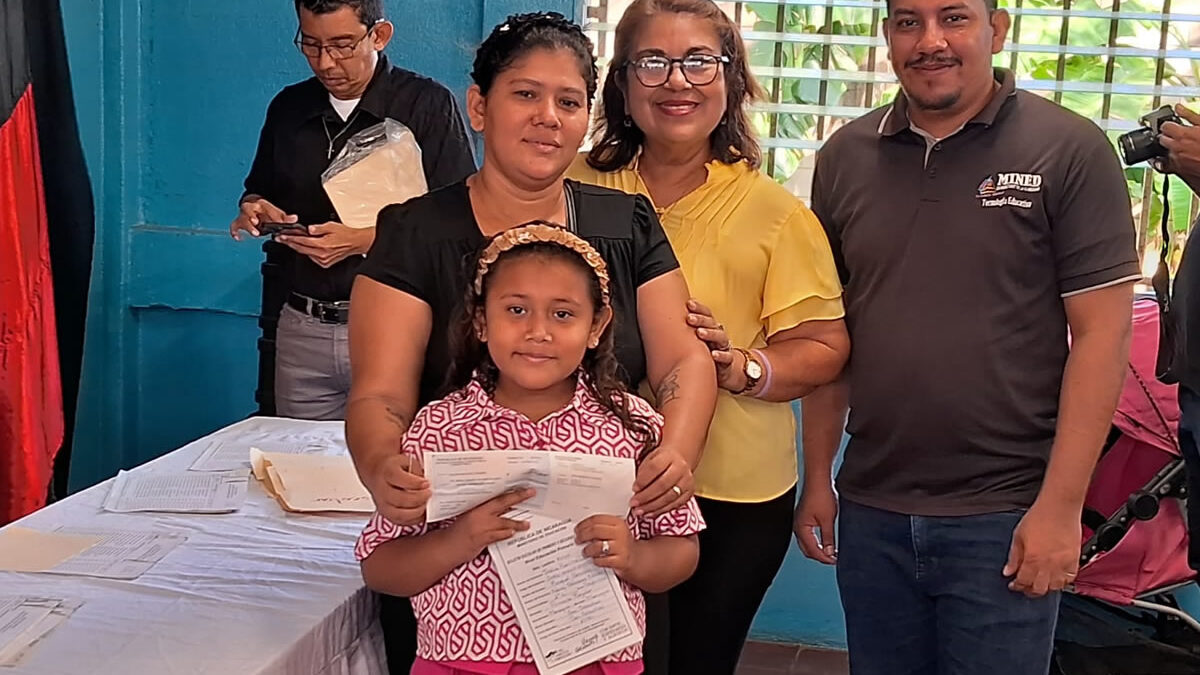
[{"xmin": 585, "ymin": 0, "xmax": 1200, "ymax": 266}]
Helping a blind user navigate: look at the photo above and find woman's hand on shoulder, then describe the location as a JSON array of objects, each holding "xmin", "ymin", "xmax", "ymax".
[
  {"xmin": 687, "ymin": 298, "xmax": 746, "ymax": 393},
  {"xmin": 631, "ymin": 444, "xmax": 694, "ymax": 518}
]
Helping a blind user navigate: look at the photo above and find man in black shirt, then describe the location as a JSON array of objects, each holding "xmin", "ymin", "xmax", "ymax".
[
  {"xmin": 1157, "ymin": 103, "xmax": 1200, "ymax": 572},
  {"xmin": 230, "ymin": 0, "xmax": 475, "ymax": 420}
]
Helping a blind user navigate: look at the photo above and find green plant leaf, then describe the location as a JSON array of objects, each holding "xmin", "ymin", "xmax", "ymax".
[{"xmin": 1169, "ymin": 173, "xmax": 1195, "ymax": 234}]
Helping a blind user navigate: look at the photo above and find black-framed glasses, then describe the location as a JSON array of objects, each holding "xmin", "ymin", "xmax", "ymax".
[
  {"xmin": 626, "ymin": 54, "xmax": 730, "ymax": 87},
  {"xmin": 294, "ymin": 21, "xmax": 381, "ymax": 60}
]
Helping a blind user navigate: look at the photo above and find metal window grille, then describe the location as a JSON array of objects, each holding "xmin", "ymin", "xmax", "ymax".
[{"xmin": 585, "ymin": 0, "xmax": 1200, "ymax": 272}]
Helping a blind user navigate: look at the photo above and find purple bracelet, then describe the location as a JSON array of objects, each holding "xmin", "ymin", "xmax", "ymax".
[{"xmin": 750, "ymin": 348, "xmax": 774, "ymax": 399}]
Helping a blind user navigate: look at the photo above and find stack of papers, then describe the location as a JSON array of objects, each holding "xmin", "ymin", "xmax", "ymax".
[
  {"xmin": 48, "ymin": 529, "xmax": 186, "ymax": 579},
  {"xmin": 0, "ymin": 529, "xmax": 103, "ymax": 573},
  {"xmin": 250, "ymin": 449, "xmax": 374, "ymax": 513},
  {"xmin": 190, "ymin": 429, "xmax": 344, "ymax": 473},
  {"xmin": 102, "ymin": 470, "xmax": 249, "ymax": 514},
  {"xmin": 0, "ymin": 597, "xmax": 81, "ymax": 666},
  {"xmin": 0, "ymin": 528, "xmax": 185, "ymax": 580}
]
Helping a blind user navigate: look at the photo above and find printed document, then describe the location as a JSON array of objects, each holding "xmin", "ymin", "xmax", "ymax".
[
  {"xmin": 102, "ymin": 470, "xmax": 248, "ymax": 514},
  {"xmin": 0, "ymin": 597, "xmax": 81, "ymax": 667},
  {"xmin": 489, "ymin": 511, "xmax": 641, "ymax": 675},
  {"xmin": 425, "ymin": 450, "xmax": 634, "ymax": 523},
  {"xmin": 47, "ymin": 530, "xmax": 186, "ymax": 579}
]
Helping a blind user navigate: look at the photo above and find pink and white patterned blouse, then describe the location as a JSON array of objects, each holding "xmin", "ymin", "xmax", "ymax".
[{"xmin": 356, "ymin": 378, "xmax": 705, "ymax": 669}]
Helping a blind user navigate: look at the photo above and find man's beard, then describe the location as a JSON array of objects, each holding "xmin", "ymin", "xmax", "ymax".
[
  {"xmin": 908, "ymin": 89, "xmax": 961, "ymax": 112},
  {"xmin": 902, "ymin": 55, "xmax": 963, "ymax": 112}
]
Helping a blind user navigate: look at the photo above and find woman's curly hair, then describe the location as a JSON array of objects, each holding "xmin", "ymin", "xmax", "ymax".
[{"xmin": 472, "ymin": 11, "xmax": 599, "ymax": 105}]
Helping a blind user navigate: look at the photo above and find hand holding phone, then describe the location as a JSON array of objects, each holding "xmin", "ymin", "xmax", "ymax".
[{"xmin": 258, "ymin": 222, "xmax": 311, "ymax": 236}]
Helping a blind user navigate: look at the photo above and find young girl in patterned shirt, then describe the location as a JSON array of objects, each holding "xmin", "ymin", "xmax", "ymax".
[{"xmin": 356, "ymin": 223, "xmax": 704, "ymax": 675}]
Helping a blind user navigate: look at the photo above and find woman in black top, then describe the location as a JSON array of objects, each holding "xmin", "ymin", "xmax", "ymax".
[
  {"xmin": 359, "ymin": 181, "xmax": 678, "ymax": 408},
  {"xmin": 346, "ymin": 12, "xmax": 716, "ymax": 674}
]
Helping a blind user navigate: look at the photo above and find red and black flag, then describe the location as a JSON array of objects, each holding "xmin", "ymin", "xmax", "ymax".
[{"xmin": 0, "ymin": 0, "xmax": 94, "ymax": 524}]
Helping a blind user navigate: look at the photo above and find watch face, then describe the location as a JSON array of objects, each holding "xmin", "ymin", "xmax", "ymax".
[{"xmin": 746, "ymin": 359, "xmax": 763, "ymax": 380}]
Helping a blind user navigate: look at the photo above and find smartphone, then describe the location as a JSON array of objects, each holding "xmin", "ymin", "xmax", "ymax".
[{"xmin": 258, "ymin": 221, "xmax": 310, "ymax": 236}]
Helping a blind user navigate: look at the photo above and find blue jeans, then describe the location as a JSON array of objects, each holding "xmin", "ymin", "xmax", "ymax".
[
  {"xmin": 836, "ymin": 499, "xmax": 1060, "ymax": 675},
  {"xmin": 1178, "ymin": 386, "xmax": 1200, "ymax": 571}
]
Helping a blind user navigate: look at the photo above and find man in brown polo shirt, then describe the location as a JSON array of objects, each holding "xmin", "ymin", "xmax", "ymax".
[{"xmin": 796, "ymin": 0, "xmax": 1139, "ymax": 672}]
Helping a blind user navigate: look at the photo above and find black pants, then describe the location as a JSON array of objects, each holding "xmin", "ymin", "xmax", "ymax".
[
  {"xmin": 378, "ymin": 576, "xmax": 673, "ymax": 674},
  {"xmin": 1179, "ymin": 386, "xmax": 1200, "ymax": 571},
  {"xmin": 380, "ymin": 594, "xmax": 416, "ymax": 675},
  {"xmin": 666, "ymin": 486, "xmax": 796, "ymax": 675}
]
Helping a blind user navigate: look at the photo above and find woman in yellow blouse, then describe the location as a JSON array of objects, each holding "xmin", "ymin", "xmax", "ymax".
[{"xmin": 567, "ymin": 1, "xmax": 849, "ymax": 673}]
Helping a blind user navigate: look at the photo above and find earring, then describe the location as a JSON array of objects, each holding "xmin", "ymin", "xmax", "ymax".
[{"xmin": 622, "ymin": 116, "xmax": 632, "ymax": 128}]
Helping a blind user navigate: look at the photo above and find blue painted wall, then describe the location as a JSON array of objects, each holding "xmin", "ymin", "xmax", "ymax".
[
  {"xmin": 58, "ymin": 0, "xmax": 847, "ymax": 649},
  {"xmin": 751, "ymin": 411, "xmax": 848, "ymax": 647},
  {"xmin": 60, "ymin": 0, "xmax": 580, "ymax": 493}
]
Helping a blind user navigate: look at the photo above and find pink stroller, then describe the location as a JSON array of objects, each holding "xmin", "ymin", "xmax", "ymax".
[{"xmin": 1071, "ymin": 297, "xmax": 1197, "ymax": 632}]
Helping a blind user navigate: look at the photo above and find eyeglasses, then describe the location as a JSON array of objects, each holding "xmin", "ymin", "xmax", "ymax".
[
  {"xmin": 626, "ymin": 54, "xmax": 730, "ymax": 88},
  {"xmin": 294, "ymin": 22, "xmax": 380, "ymax": 60}
]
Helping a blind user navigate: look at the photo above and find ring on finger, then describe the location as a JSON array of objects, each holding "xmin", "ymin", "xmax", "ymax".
[
  {"xmin": 601, "ymin": 540, "xmax": 611, "ymax": 556},
  {"xmin": 672, "ymin": 485, "xmax": 683, "ymax": 497}
]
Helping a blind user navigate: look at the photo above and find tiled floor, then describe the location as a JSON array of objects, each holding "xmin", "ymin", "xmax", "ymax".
[{"xmin": 735, "ymin": 641, "xmax": 849, "ymax": 675}]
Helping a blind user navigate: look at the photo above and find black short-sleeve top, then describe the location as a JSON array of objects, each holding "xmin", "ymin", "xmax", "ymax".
[{"xmin": 358, "ymin": 178, "xmax": 680, "ymax": 407}]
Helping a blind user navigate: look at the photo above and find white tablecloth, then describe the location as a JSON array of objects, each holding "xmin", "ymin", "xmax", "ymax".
[{"xmin": 0, "ymin": 417, "xmax": 386, "ymax": 675}]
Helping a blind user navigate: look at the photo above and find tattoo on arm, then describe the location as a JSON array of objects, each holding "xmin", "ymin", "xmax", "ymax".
[
  {"xmin": 655, "ymin": 368, "xmax": 681, "ymax": 407},
  {"xmin": 384, "ymin": 404, "xmax": 412, "ymax": 434}
]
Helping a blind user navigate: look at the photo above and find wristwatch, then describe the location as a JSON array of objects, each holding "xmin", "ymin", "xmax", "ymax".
[{"xmin": 732, "ymin": 347, "xmax": 763, "ymax": 395}]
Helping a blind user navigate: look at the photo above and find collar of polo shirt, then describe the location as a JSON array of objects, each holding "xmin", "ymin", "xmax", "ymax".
[{"xmin": 877, "ymin": 67, "xmax": 1018, "ymax": 139}]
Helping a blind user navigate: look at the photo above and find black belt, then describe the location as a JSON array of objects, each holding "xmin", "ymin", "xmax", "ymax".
[{"xmin": 287, "ymin": 293, "xmax": 350, "ymax": 324}]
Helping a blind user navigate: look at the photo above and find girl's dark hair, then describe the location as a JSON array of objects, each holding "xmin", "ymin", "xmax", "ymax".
[
  {"xmin": 587, "ymin": 0, "xmax": 764, "ymax": 171},
  {"xmin": 471, "ymin": 12, "xmax": 600, "ymax": 104},
  {"xmin": 445, "ymin": 222, "xmax": 659, "ymax": 458},
  {"xmin": 294, "ymin": 0, "xmax": 383, "ymax": 27}
]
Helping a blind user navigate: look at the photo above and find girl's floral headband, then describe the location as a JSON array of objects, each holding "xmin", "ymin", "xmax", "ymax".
[{"xmin": 474, "ymin": 223, "xmax": 611, "ymax": 306}]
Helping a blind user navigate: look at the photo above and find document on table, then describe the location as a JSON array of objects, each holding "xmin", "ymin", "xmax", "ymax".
[
  {"xmin": 0, "ymin": 597, "xmax": 82, "ymax": 667},
  {"xmin": 0, "ymin": 528, "xmax": 104, "ymax": 573},
  {"xmin": 102, "ymin": 470, "xmax": 248, "ymax": 514},
  {"xmin": 190, "ymin": 427, "xmax": 346, "ymax": 472},
  {"xmin": 425, "ymin": 450, "xmax": 634, "ymax": 523},
  {"xmin": 489, "ymin": 511, "xmax": 641, "ymax": 675},
  {"xmin": 251, "ymin": 449, "xmax": 374, "ymax": 513},
  {"xmin": 47, "ymin": 529, "xmax": 186, "ymax": 579}
]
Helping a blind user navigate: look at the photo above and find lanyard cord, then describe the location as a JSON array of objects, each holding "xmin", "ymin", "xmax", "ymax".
[{"xmin": 321, "ymin": 109, "xmax": 362, "ymax": 160}]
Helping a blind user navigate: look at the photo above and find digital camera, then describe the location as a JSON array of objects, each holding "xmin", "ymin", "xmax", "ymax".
[{"xmin": 1119, "ymin": 105, "xmax": 1182, "ymax": 166}]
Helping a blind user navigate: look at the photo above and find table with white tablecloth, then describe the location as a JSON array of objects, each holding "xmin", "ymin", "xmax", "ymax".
[{"xmin": 0, "ymin": 416, "xmax": 385, "ymax": 675}]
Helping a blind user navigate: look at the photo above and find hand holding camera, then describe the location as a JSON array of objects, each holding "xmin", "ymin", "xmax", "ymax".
[
  {"xmin": 1157, "ymin": 105, "xmax": 1200, "ymax": 186},
  {"xmin": 1120, "ymin": 103, "xmax": 1200, "ymax": 190}
]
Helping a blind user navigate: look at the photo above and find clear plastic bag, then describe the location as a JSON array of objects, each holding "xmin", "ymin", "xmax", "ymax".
[{"xmin": 321, "ymin": 119, "xmax": 429, "ymax": 229}]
